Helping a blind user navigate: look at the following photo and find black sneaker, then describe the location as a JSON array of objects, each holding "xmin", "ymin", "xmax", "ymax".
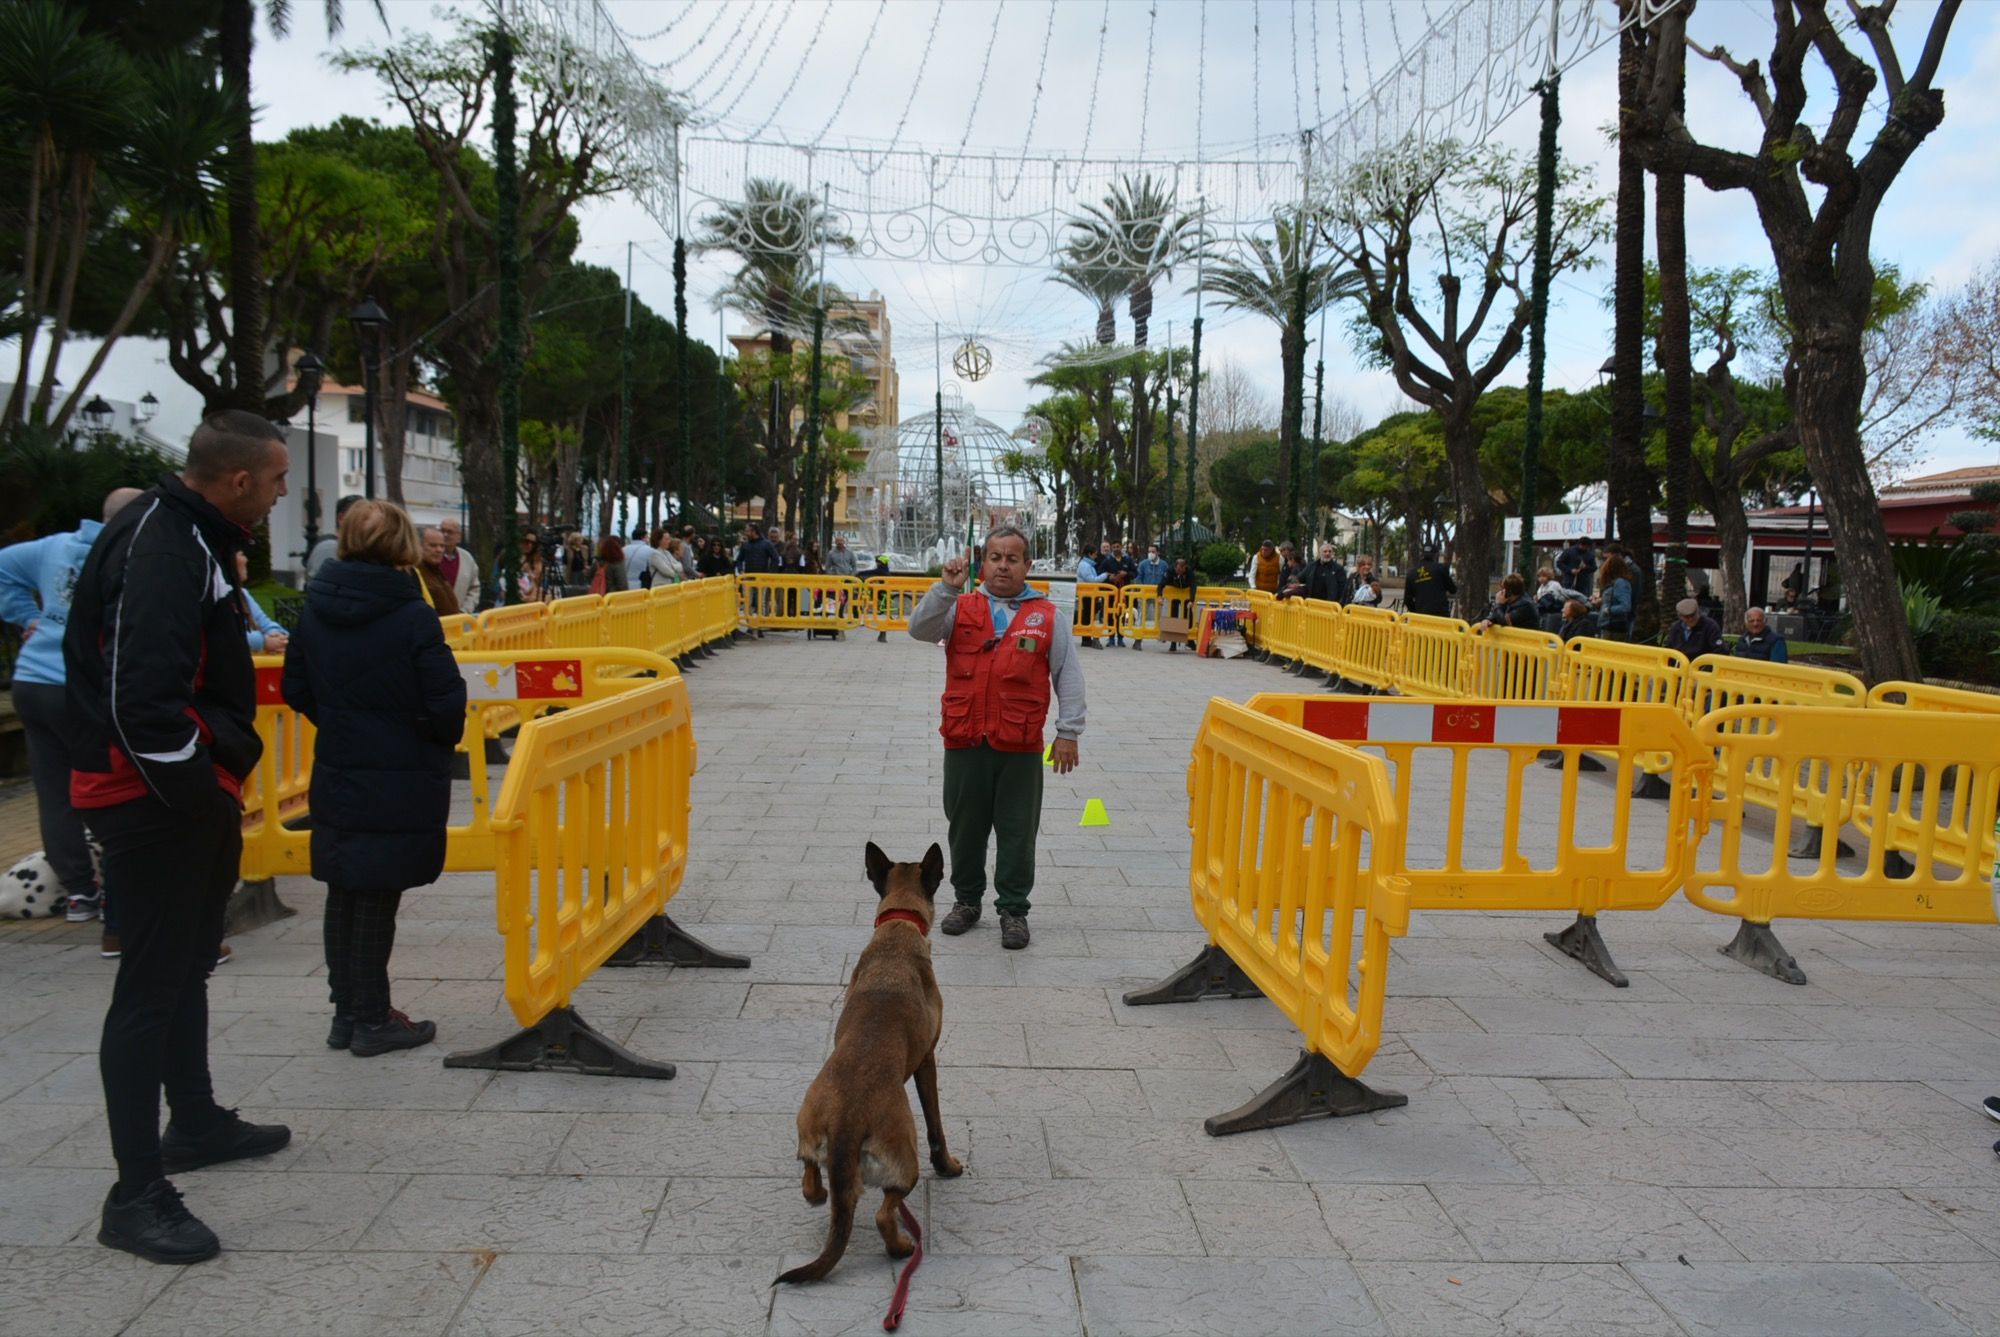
[
  {"xmin": 327, "ymin": 1013, "xmax": 354, "ymax": 1051},
  {"xmin": 161, "ymin": 1110, "xmax": 292, "ymax": 1174},
  {"xmin": 66, "ymin": 892, "xmax": 103, "ymax": 924},
  {"xmin": 938, "ymin": 904, "xmax": 981, "ymax": 936},
  {"xmin": 350, "ymin": 1009, "xmax": 437, "ymax": 1058},
  {"xmin": 999, "ymin": 914, "xmax": 1030, "ymax": 950},
  {"xmin": 98, "ymin": 1180, "xmax": 219, "ymax": 1265}
]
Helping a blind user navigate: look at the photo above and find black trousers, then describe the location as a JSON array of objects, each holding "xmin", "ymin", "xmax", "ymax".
[
  {"xmin": 12, "ymin": 681, "xmax": 98, "ymax": 900},
  {"xmin": 92, "ymin": 791, "xmax": 238, "ymax": 1190},
  {"xmin": 324, "ymin": 886, "xmax": 407, "ymax": 1024}
]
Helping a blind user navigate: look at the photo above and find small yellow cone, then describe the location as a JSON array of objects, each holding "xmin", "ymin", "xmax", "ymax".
[
  {"xmin": 1043, "ymin": 742, "xmax": 1054, "ymax": 766},
  {"xmin": 1079, "ymin": 798, "xmax": 1110, "ymax": 827}
]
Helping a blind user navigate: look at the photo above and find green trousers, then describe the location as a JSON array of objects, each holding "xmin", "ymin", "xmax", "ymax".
[{"xmin": 942, "ymin": 743, "xmax": 1045, "ymax": 916}]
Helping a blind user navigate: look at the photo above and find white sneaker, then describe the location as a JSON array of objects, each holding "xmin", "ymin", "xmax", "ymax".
[{"xmin": 1982, "ymin": 1095, "xmax": 2000, "ymax": 1125}]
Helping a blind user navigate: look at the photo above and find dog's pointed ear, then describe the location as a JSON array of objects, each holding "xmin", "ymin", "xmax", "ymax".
[
  {"xmin": 920, "ymin": 843, "xmax": 944, "ymax": 898},
  {"xmin": 865, "ymin": 841, "xmax": 891, "ymax": 895}
]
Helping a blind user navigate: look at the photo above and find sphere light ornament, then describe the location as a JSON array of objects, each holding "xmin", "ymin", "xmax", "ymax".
[{"xmin": 952, "ymin": 340, "xmax": 993, "ymax": 383}]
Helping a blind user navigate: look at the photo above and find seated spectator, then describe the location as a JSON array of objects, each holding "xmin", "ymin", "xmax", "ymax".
[
  {"xmin": 1665, "ymin": 596, "xmax": 1724, "ymax": 659},
  {"xmin": 1557, "ymin": 598, "xmax": 1598, "ymax": 642},
  {"xmin": 233, "ymin": 551, "xmax": 289, "ymax": 654},
  {"xmin": 1475, "ymin": 572, "xmax": 1541, "ymax": 632},
  {"xmin": 1733, "ymin": 605, "xmax": 1790, "ymax": 663},
  {"xmin": 1348, "ymin": 556, "xmax": 1382, "ymax": 605}
]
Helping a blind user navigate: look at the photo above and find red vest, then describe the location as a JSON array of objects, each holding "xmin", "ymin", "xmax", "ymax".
[{"xmin": 940, "ymin": 591, "xmax": 1055, "ymax": 752}]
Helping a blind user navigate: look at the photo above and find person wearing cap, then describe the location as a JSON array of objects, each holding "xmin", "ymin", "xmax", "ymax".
[{"xmin": 1664, "ymin": 596, "xmax": 1725, "ymax": 660}]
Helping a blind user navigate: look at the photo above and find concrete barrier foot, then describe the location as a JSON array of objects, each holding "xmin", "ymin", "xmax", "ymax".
[
  {"xmin": 442, "ymin": 1005, "xmax": 676, "ymax": 1079},
  {"xmin": 1633, "ymin": 771, "xmax": 1673, "ymax": 801},
  {"xmin": 1882, "ymin": 850, "xmax": 1916, "ymax": 880},
  {"xmin": 1204, "ymin": 1049, "xmax": 1407, "ymax": 1136},
  {"xmin": 605, "ymin": 914, "xmax": 752, "ymax": 969},
  {"xmin": 1123, "ymin": 944, "xmax": 1264, "ymax": 1006},
  {"xmin": 1719, "ymin": 920, "xmax": 1808, "ymax": 985},
  {"xmin": 1543, "ymin": 913, "xmax": 1630, "ymax": 988},
  {"xmin": 223, "ymin": 878, "xmax": 295, "ymax": 937}
]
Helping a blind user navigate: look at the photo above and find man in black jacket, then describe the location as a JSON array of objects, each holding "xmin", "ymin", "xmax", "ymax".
[
  {"xmin": 1300, "ymin": 542, "xmax": 1351, "ymax": 604},
  {"xmin": 1664, "ymin": 597, "xmax": 1725, "ymax": 660},
  {"xmin": 734, "ymin": 524, "xmax": 781, "ymax": 638},
  {"xmin": 1404, "ymin": 547, "xmax": 1457, "ymax": 617},
  {"xmin": 65, "ymin": 411, "xmax": 293, "ymax": 1265}
]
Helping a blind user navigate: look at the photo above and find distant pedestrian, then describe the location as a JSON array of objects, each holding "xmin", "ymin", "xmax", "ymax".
[
  {"xmin": 436, "ymin": 518, "xmax": 480, "ymax": 610},
  {"xmin": 305, "ymin": 494, "xmax": 361, "ymax": 582},
  {"xmin": 592, "ymin": 536, "xmax": 628, "ymax": 594},
  {"xmin": 1075, "ymin": 542, "xmax": 1105, "ymax": 648},
  {"xmin": 1252, "ymin": 540, "xmax": 1280, "ymax": 593},
  {"xmin": 233, "ymin": 551, "xmax": 293, "ymax": 648},
  {"xmin": 1136, "ymin": 544, "xmax": 1167, "ymax": 587},
  {"xmin": 827, "ymin": 535, "xmax": 858, "ymax": 576},
  {"xmin": 285, "ymin": 500, "xmax": 465, "ymax": 1062},
  {"xmin": 417, "ymin": 528, "xmax": 461, "ymax": 615},
  {"xmin": 1159, "ymin": 556, "xmax": 1196, "ymax": 653},
  {"xmin": 623, "ymin": 528, "xmax": 654, "ymax": 589},
  {"xmin": 1348, "ymin": 556, "xmax": 1382, "ymax": 606},
  {"xmin": 1591, "ymin": 555, "xmax": 1634, "ymax": 640},
  {"xmin": 1301, "ymin": 542, "xmax": 1350, "ymax": 604},
  {"xmin": 1476, "ymin": 573, "xmax": 1541, "ymax": 632}
]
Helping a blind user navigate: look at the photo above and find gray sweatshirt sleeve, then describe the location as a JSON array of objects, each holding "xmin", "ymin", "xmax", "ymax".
[
  {"xmin": 907, "ymin": 581, "xmax": 959, "ymax": 642},
  {"xmin": 1046, "ymin": 616, "xmax": 1086, "ymax": 739}
]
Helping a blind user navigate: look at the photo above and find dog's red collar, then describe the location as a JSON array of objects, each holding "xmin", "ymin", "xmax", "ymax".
[{"xmin": 874, "ymin": 909, "xmax": 931, "ymax": 936}]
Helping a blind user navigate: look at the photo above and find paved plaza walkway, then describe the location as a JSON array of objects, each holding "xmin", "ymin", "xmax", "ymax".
[{"xmin": 2, "ymin": 629, "xmax": 1999, "ymax": 1335}]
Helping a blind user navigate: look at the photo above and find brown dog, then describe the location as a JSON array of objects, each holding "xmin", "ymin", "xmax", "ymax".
[{"xmin": 775, "ymin": 842, "xmax": 964, "ymax": 1285}]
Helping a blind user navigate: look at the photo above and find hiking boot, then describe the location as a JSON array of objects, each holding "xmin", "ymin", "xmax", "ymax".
[
  {"xmin": 999, "ymin": 914, "xmax": 1030, "ymax": 950},
  {"xmin": 98, "ymin": 1180, "xmax": 219, "ymax": 1265},
  {"xmin": 938, "ymin": 904, "xmax": 981, "ymax": 936},
  {"xmin": 100, "ymin": 934, "xmax": 122, "ymax": 959},
  {"xmin": 161, "ymin": 1109, "xmax": 292, "ymax": 1174},
  {"xmin": 326, "ymin": 1013, "xmax": 354, "ymax": 1051},
  {"xmin": 349, "ymin": 1009, "xmax": 437, "ymax": 1058},
  {"xmin": 66, "ymin": 892, "xmax": 102, "ymax": 923}
]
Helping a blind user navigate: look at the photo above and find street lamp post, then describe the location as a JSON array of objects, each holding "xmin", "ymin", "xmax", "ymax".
[
  {"xmin": 296, "ymin": 352, "xmax": 326, "ymax": 552},
  {"xmin": 135, "ymin": 392, "xmax": 159, "ymax": 427},
  {"xmin": 348, "ymin": 297, "xmax": 389, "ymax": 500},
  {"xmin": 81, "ymin": 396, "xmax": 113, "ymax": 436}
]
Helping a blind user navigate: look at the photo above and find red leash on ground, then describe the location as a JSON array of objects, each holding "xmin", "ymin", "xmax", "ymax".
[{"xmin": 882, "ymin": 1199, "xmax": 924, "ymax": 1331}]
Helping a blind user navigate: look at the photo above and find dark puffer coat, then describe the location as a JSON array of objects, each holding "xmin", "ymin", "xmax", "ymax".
[{"xmin": 281, "ymin": 559, "xmax": 467, "ymax": 891}]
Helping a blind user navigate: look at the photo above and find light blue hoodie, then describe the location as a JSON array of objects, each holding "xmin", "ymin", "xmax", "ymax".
[{"xmin": 0, "ymin": 520, "xmax": 103, "ymax": 686}]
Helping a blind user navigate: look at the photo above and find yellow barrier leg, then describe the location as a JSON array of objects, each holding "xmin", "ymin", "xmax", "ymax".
[
  {"xmin": 605, "ymin": 915, "xmax": 751, "ymax": 968},
  {"xmin": 442, "ymin": 1006, "xmax": 677, "ymax": 1078},
  {"xmin": 1542, "ymin": 914, "xmax": 1630, "ymax": 989},
  {"xmin": 1203, "ymin": 1049, "xmax": 1409, "ymax": 1136},
  {"xmin": 1717, "ymin": 920, "xmax": 1808, "ymax": 985}
]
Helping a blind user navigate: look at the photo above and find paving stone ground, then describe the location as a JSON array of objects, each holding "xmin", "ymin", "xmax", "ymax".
[{"xmin": 2, "ymin": 630, "xmax": 1999, "ymax": 1336}]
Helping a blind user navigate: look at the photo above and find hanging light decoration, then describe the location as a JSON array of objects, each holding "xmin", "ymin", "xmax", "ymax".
[{"xmin": 951, "ymin": 340, "xmax": 993, "ymax": 383}]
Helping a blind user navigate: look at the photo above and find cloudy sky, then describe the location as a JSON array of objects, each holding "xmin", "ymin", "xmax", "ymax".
[{"xmin": 60, "ymin": 0, "xmax": 2000, "ymax": 482}]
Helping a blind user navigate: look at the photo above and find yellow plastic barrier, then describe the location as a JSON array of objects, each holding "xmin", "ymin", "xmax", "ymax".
[
  {"xmin": 1246, "ymin": 694, "xmax": 1698, "ymax": 951},
  {"xmin": 237, "ymin": 647, "xmax": 677, "ymax": 879},
  {"xmin": 1333, "ymin": 604, "xmax": 1400, "ymax": 693},
  {"xmin": 858, "ymin": 576, "xmax": 936, "ymax": 634},
  {"xmin": 1468, "ymin": 626, "xmax": 1564, "ymax": 701},
  {"xmin": 1682, "ymin": 655, "xmax": 1865, "ymax": 847},
  {"xmin": 1867, "ymin": 679, "xmax": 2000, "ymax": 717},
  {"xmin": 440, "ymin": 614, "xmax": 480, "ymax": 650},
  {"xmin": 734, "ymin": 573, "xmax": 863, "ymax": 632},
  {"xmin": 1395, "ymin": 613, "xmax": 1471, "ymax": 698},
  {"xmin": 1119, "ymin": 586, "xmax": 1168, "ymax": 644},
  {"xmin": 603, "ymin": 588, "xmax": 656, "ymax": 658},
  {"xmin": 1686, "ymin": 703, "xmax": 2000, "ymax": 982},
  {"xmin": 1240, "ymin": 590, "xmax": 1279, "ymax": 657},
  {"xmin": 546, "ymin": 594, "xmax": 607, "ymax": 649},
  {"xmin": 1072, "ymin": 581, "xmax": 1120, "ymax": 639},
  {"xmin": 1292, "ymin": 598, "xmax": 1343, "ymax": 676},
  {"xmin": 441, "ymin": 673, "xmax": 745, "ymax": 1079},
  {"xmin": 238, "ymin": 659, "xmax": 316, "ymax": 880},
  {"xmin": 1124, "ymin": 696, "xmax": 1413, "ymax": 1134},
  {"xmin": 1855, "ymin": 681, "xmax": 2000, "ymax": 884},
  {"xmin": 477, "ymin": 602, "xmax": 550, "ymax": 652},
  {"xmin": 1560, "ymin": 638, "xmax": 1687, "ymax": 708}
]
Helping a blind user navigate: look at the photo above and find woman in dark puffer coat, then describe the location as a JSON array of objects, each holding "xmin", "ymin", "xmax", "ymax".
[{"xmin": 282, "ymin": 501, "xmax": 466, "ymax": 1057}]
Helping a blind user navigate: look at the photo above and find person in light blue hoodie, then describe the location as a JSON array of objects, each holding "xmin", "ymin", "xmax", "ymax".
[
  {"xmin": 0, "ymin": 488, "xmax": 143, "ymax": 925},
  {"xmin": 231, "ymin": 551, "xmax": 290, "ymax": 654}
]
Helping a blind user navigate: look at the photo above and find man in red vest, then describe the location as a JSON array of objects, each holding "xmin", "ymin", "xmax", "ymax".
[{"xmin": 909, "ymin": 525, "xmax": 1085, "ymax": 950}]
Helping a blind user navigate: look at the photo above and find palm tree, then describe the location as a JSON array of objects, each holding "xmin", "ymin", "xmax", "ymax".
[
  {"xmin": 1067, "ymin": 175, "xmax": 1202, "ymax": 546},
  {"xmin": 217, "ymin": 0, "xmax": 386, "ymax": 412},
  {"xmin": 695, "ymin": 179, "xmax": 854, "ymax": 525},
  {"xmin": 1199, "ymin": 210, "xmax": 1362, "ymax": 546}
]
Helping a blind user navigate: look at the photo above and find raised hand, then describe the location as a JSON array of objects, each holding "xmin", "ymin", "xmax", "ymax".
[{"xmin": 942, "ymin": 546, "xmax": 973, "ymax": 590}]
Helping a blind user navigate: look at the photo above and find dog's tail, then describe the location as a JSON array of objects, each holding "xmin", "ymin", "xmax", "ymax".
[{"xmin": 774, "ymin": 1127, "xmax": 862, "ymax": 1285}]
